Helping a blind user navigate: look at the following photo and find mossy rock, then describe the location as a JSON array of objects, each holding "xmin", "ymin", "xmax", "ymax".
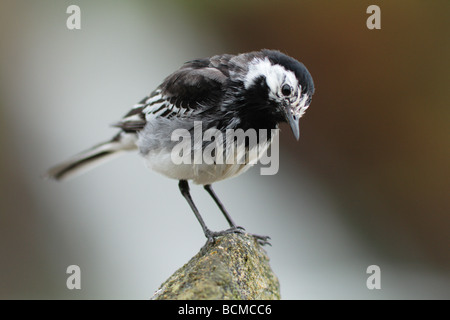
[{"xmin": 152, "ymin": 233, "xmax": 280, "ymax": 300}]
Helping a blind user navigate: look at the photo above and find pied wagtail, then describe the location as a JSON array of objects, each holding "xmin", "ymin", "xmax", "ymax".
[{"xmin": 48, "ymin": 49, "xmax": 314, "ymax": 245}]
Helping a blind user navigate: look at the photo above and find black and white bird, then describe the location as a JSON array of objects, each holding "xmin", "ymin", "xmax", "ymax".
[{"xmin": 48, "ymin": 49, "xmax": 314, "ymax": 245}]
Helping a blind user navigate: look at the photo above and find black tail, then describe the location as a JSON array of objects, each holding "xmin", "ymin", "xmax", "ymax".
[{"xmin": 47, "ymin": 133, "xmax": 136, "ymax": 181}]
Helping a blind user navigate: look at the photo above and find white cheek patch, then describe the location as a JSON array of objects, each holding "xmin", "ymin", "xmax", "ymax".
[
  {"xmin": 292, "ymin": 93, "xmax": 309, "ymax": 119},
  {"xmin": 244, "ymin": 58, "xmax": 298, "ymax": 100}
]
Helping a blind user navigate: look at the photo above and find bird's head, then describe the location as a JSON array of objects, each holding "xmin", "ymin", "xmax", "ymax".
[{"xmin": 242, "ymin": 50, "xmax": 314, "ymax": 140}]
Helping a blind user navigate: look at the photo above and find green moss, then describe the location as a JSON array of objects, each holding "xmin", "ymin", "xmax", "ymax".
[{"xmin": 152, "ymin": 233, "xmax": 280, "ymax": 300}]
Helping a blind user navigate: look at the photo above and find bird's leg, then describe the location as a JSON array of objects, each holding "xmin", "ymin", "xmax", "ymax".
[
  {"xmin": 203, "ymin": 184, "xmax": 271, "ymax": 246},
  {"xmin": 203, "ymin": 184, "xmax": 241, "ymax": 229},
  {"xmin": 179, "ymin": 180, "xmax": 214, "ymax": 241}
]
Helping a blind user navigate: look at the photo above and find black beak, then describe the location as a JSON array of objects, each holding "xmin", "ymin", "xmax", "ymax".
[{"xmin": 282, "ymin": 103, "xmax": 300, "ymax": 140}]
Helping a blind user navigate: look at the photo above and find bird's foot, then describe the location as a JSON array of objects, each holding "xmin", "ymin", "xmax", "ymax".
[
  {"xmin": 205, "ymin": 226, "xmax": 271, "ymax": 246},
  {"xmin": 205, "ymin": 226, "xmax": 244, "ymax": 240},
  {"xmin": 249, "ymin": 233, "xmax": 271, "ymax": 246}
]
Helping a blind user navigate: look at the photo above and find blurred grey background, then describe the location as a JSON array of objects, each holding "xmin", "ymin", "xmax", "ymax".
[{"xmin": 0, "ymin": 0, "xmax": 449, "ymax": 299}]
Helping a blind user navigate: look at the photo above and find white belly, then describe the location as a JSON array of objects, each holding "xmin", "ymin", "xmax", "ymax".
[
  {"xmin": 138, "ymin": 123, "xmax": 276, "ymax": 185},
  {"xmin": 143, "ymin": 147, "xmax": 254, "ymax": 185}
]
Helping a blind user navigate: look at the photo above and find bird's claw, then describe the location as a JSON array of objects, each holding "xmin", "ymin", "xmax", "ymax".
[
  {"xmin": 205, "ymin": 227, "xmax": 271, "ymax": 246},
  {"xmin": 252, "ymin": 234, "xmax": 272, "ymax": 246},
  {"xmin": 205, "ymin": 226, "xmax": 244, "ymax": 240}
]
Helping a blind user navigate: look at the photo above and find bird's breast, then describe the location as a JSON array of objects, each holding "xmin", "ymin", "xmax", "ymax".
[
  {"xmin": 137, "ymin": 118, "xmax": 277, "ymax": 184},
  {"xmin": 140, "ymin": 140, "xmax": 273, "ymax": 185}
]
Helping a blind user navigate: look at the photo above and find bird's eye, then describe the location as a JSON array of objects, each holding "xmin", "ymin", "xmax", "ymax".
[{"xmin": 281, "ymin": 84, "xmax": 292, "ymax": 96}]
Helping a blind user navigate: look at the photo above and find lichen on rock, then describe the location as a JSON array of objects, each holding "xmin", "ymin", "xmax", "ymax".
[{"xmin": 152, "ymin": 233, "xmax": 280, "ymax": 300}]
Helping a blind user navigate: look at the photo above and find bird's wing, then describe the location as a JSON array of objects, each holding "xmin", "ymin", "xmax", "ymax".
[{"xmin": 113, "ymin": 56, "xmax": 232, "ymax": 133}]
